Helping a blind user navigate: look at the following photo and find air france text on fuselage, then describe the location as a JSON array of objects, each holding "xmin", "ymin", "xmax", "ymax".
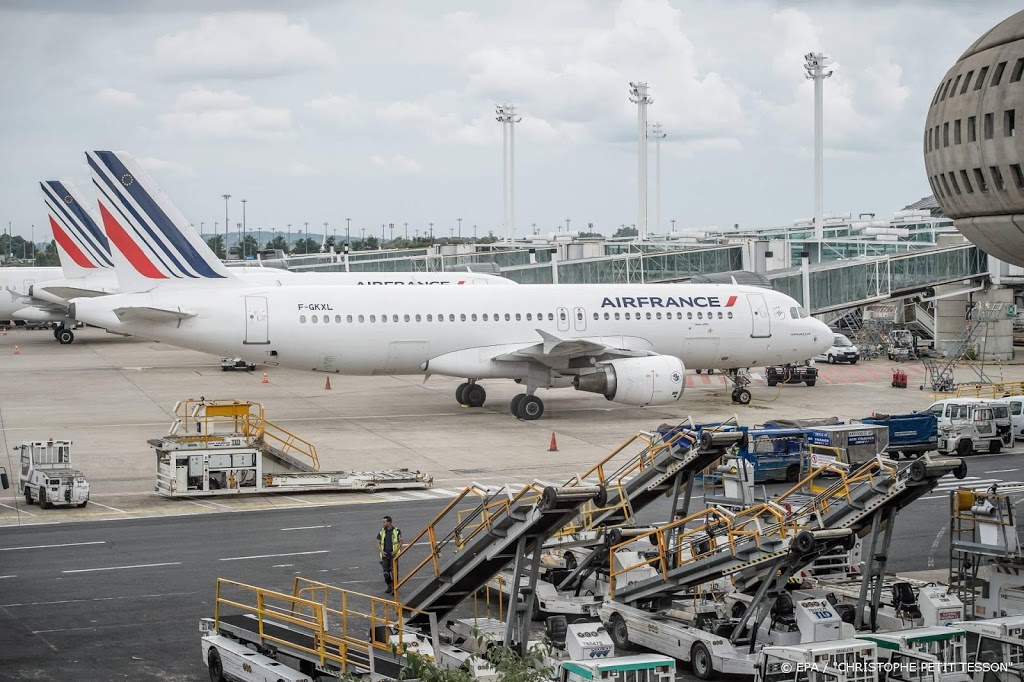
[
  {"xmin": 356, "ymin": 281, "xmax": 461, "ymax": 286},
  {"xmin": 600, "ymin": 295, "xmax": 738, "ymax": 309},
  {"xmin": 297, "ymin": 303, "xmax": 334, "ymax": 311}
]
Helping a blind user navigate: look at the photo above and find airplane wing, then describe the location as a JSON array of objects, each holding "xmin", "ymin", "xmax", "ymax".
[
  {"xmin": 493, "ymin": 330, "xmax": 657, "ymax": 363},
  {"xmin": 113, "ymin": 306, "xmax": 196, "ymax": 324}
]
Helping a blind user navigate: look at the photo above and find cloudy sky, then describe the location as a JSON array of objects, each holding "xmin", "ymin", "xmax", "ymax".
[{"xmin": 0, "ymin": 0, "xmax": 1019, "ymax": 242}]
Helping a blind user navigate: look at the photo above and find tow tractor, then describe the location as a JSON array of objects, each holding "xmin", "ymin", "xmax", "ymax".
[
  {"xmin": 220, "ymin": 357, "xmax": 256, "ymax": 372},
  {"xmin": 18, "ymin": 439, "xmax": 89, "ymax": 508}
]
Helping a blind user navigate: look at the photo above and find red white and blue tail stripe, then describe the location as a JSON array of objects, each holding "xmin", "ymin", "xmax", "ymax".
[
  {"xmin": 41, "ymin": 179, "xmax": 113, "ymax": 279},
  {"xmin": 87, "ymin": 150, "xmax": 232, "ymax": 292}
]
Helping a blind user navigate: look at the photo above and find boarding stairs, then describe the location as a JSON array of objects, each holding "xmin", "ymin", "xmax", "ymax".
[
  {"xmin": 935, "ymin": 301, "xmax": 1005, "ymax": 386},
  {"xmin": 607, "ymin": 454, "xmax": 967, "ymax": 606},
  {"xmin": 166, "ymin": 398, "xmax": 319, "ymax": 472}
]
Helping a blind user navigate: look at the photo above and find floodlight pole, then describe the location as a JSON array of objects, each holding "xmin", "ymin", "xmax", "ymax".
[
  {"xmin": 628, "ymin": 82, "xmax": 653, "ymax": 241},
  {"xmin": 804, "ymin": 52, "xmax": 832, "ymax": 243},
  {"xmin": 496, "ymin": 104, "xmax": 522, "ymax": 243},
  {"xmin": 221, "ymin": 194, "xmax": 231, "ymax": 259},
  {"xmin": 649, "ymin": 122, "xmax": 666, "ymax": 236}
]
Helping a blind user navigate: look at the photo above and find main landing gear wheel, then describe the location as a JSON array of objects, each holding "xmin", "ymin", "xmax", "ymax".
[
  {"xmin": 455, "ymin": 382, "xmax": 470, "ymax": 405},
  {"xmin": 57, "ymin": 329, "xmax": 74, "ymax": 345},
  {"xmin": 731, "ymin": 388, "xmax": 751, "ymax": 404},
  {"xmin": 463, "ymin": 384, "xmax": 486, "ymax": 408},
  {"xmin": 513, "ymin": 395, "xmax": 545, "ymax": 420}
]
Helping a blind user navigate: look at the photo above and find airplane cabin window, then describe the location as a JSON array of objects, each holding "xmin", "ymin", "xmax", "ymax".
[
  {"xmin": 449, "ymin": 314, "xmax": 455, "ymax": 321},
  {"xmin": 460, "ymin": 314, "xmax": 467, "ymax": 321},
  {"xmin": 687, "ymin": 312, "xmax": 693, "ymax": 320},
  {"xmin": 392, "ymin": 315, "xmax": 398, "ymax": 322},
  {"xmin": 426, "ymin": 314, "xmax": 432, "ymax": 321},
  {"xmin": 471, "ymin": 314, "xmax": 478, "ymax": 321},
  {"xmin": 300, "ymin": 315, "xmax": 307, "ymax": 323},
  {"xmin": 312, "ymin": 315, "xmax": 318, "ymax": 323},
  {"xmin": 515, "ymin": 313, "xmax": 521, "ymax": 321},
  {"xmin": 697, "ymin": 312, "xmax": 703, "ymax": 319},
  {"xmin": 604, "ymin": 312, "xmax": 610, "ymax": 320},
  {"xmin": 347, "ymin": 315, "xmax": 353, "ymax": 323},
  {"xmin": 646, "ymin": 312, "xmax": 652, "ymax": 320},
  {"xmin": 404, "ymin": 314, "xmax": 410, "ymax": 322},
  {"xmin": 358, "ymin": 315, "xmax": 365, "ymax": 323},
  {"xmin": 380, "ymin": 314, "xmax": 387, "ymax": 323},
  {"xmin": 718, "ymin": 312, "xmax": 723, "ymax": 319},
  {"xmin": 593, "ymin": 313, "xmax": 599, "ymax": 320},
  {"xmin": 483, "ymin": 314, "xmax": 489, "ymax": 321},
  {"xmin": 505, "ymin": 313, "xmax": 511, "ymax": 321},
  {"xmin": 415, "ymin": 314, "xmax": 421, "ymax": 322},
  {"xmin": 370, "ymin": 315, "xmax": 376, "ymax": 322},
  {"xmin": 323, "ymin": 316, "xmax": 329, "ymax": 324},
  {"xmin": 548, "ymin": 313, "xmax": 554, "ymax": 321},
  {"xmin": 728, "ymin": 311, "xmax": 733, "ymax": 319},
  {"xmin": 335, "ymin": 315, "xmax": 341, "ymax": 323},
  {"xmin": 656, "ymin": 312, "xmax": 662, "ymax": 319},
  {"xmin": 526, "ymin": 313, "xmax": 532, "ymax": 321},
  {"xmin": 624, "ymin": 312, "xmax": 631, "ymax": 320}
]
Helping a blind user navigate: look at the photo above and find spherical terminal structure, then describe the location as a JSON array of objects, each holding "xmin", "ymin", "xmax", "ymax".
[{"xmin": 924, "ymin": 10, "xmax": 1024, "ymax": 266}]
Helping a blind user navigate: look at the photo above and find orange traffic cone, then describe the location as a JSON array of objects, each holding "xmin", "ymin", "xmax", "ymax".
[
  {"xmin": 548, "ymin": 431, "xmax": 558, "ymax": 452},
  {"xmin": 324, "ymin": 376, "xmax": 332, "ymax": 390},
  {"xmin": 12, "ymin": 345, "xmax": 19, "ymax": 355},
  {"xmin": 261, "ymin": 371, "xmax": 269, "ymax": 384}
]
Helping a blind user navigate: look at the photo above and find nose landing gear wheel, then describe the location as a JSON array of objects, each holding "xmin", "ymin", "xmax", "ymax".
[
  {"xmin": 731, "ymin": 388, "xmax": 752, "ymax": 404},
  {"xmin": 57, "ymin": 329, "xmax": 74, "ymax": 344}
]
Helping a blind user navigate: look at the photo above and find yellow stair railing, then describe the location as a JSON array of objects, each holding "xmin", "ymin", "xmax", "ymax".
[{"xmin": 956, "ymin": 381, "xmax": 1024, "ymax": 399}]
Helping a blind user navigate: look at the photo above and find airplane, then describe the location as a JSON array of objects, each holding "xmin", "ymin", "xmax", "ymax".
[{"xmin": 70, "ymin": 150, "xmax": 833, "ymax": 419}]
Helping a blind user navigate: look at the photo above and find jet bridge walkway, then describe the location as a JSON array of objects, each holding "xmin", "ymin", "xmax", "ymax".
[{"xmin": 607, "ymin": 454, "xmax": 968, "ymax": 606}]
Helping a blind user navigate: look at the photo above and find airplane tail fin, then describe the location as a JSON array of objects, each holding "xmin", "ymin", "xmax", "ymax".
[
  {"xmin": 41, "ymin": 179, "xmax": 114, "ymax": 279},
  {"xmin": 87, "ymin": 150, "xmax": 233, "ymax": 293}
]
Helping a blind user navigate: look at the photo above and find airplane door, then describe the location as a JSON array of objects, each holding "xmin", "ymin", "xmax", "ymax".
[
  {"xmin": 557, "ymin": 307, "xmax": 570, "ymax": 332},
  {"xmin": 244, "ymin": 296, "xmax": 269, "ymax": 345},
  {"xmin": 747, "ymin": 294, "xmax": 771, "ymax": 338},
  {"xmin": 573, "ymin": 307, "xmax": 587, "ymax": 332}
]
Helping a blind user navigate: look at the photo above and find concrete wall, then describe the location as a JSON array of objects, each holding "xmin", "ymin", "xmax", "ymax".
[{"xmin": 934, "ymin": 283, "xmax": 1014, "ymax": 360}]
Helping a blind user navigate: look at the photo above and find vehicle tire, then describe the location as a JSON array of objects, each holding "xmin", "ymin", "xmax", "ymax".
[
  {"xmin": 455, "ymin": 382, "xmax": 470, "ymax": 405},
  {"xmin": 608, "ymin": 613, "xmax": 631, "ymax": 650},
  {"xmin": 690, "ymin": 642, "xmax": 714, "ymax": 680},
  {"xmin": 828, "ymin": 354, "xmax": 836, "ymax": 364},
  {"xmin": 767, "ymin": 380, "xmax": 777, "ymax": 387},
  {"xmin": 785, "ymin": 464, "xmax": 800, "ymax": 483},
  {"xmin": 57, "ymin": 329, "xmax": 74, "ymax": 345},
  {"xmin": 956, "ymin": 439, "xmax": 973, "ymax": 458},
  {"xmin": 530, "ymin": 597, "xmax": 545, "ymax": 622},
  {"xmin": 464, "ymin": 384, "xmax": 486, "ymax": 408},
  {"xmin": 695, "ymin": 369, "xmax": 702, "ymax": 374},
  {"xmin": 24, "ymin": 486, "xmax": 33, "ymax": 505},
  {"xmin": 990, "ymin": 440, "xmax": 1002, "ymax": 454},
  {"xmin": 39, "ymin": 488, "xmax": 51, "ymax": 510},
  {"xmin": 805, "ymin": 380, "xmax": 816, "ymax": 387},
  {"xmin": 736, "ymin": 389, "xmax": 752, "ymax": 405},
  {"xmin": 794, "ymin": 530, "xmax": 817, "ymax": 554},
  {"xmin": 208, "ymin": 648, "xmax": 226, "ymax": 682},
  {"xmin": 510, "ymin": 393, "xmax": 526, "ymax": 417},
  {"xmin": 707, "ymin": 369, "xmax": 715, "ymax": 375},
  {"xmin": 519, "ymin": 395, "xmax": 544, "ymax": 420},
  {"xmin": 850, "ymin": 359, "xmax": 858, "ymax": 365},
  {"xmin": 77, "ymin": 500, "xmax": 88, "ymax": 508}
]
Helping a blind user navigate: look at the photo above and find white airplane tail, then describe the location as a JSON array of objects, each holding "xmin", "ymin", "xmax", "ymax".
[
  {"xmin": 41, "ymin": 179, "xmax": 114, "ymax": 279},
  {"xmin": 87, "ymin": 150, "xmax": 234, "ymax": 293}
]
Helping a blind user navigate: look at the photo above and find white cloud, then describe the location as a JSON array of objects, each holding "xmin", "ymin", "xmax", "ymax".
[
  {"xmin": 94, "ymin": 87, "xmax": 139, "ymax": 107},
  {"xmin": 305, "ymin": 94, "xmax": 362, "ymax": 125},
  {"xmin": 369, "ymin": 153, "xmax": 422, "ymax": 174},
  {"xmin": 282, "ymin": 161, "xmax": 319, "ymax": 177},
  {"xmin": 153, "ymin": 12, "xmax": 333, "ymax": 79},
  {"xmin": 159, "ymin": 86, "xmax": 294, "ymax": 140},
  {"xmin": 136, "ymin": 156, "xmax": 193, "ymax": 176}
]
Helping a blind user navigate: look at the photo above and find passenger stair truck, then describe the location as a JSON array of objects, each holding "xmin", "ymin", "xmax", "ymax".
[
  {"xmin": 949, "ymin": 484, "xmax": 1024, "ymax": 619},
  {"xmin": 18, "ymin": 439, "xmax": 89, "ymax": 508},
  {"xmin": 151, "ymin": 398, "xmax": 431, "ymax": 497},
  {"xmin": 597, "ymin": 453, "xmax": 967, "ymax": 679}
]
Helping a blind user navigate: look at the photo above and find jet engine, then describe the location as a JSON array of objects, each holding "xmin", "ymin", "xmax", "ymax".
[{"xmin": 572, "ymin": 356, "xmax": 685, "ymax": 406}]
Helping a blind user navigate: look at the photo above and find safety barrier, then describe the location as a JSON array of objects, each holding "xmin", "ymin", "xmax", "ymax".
[{"xmin": 956, "ymin": 381, "xmax": 1024, "ymax": 399}]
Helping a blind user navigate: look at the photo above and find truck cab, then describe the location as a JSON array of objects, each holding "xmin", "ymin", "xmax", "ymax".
[{"xmin": 929, "ymin": 400, "xmax": 1005, "ymax": 455}]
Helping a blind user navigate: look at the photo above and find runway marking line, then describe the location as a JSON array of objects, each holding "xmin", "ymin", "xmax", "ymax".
[
  {"xmin": 988, "ymin": 469, "xmax": 1020, "ymax": 473},
  {"xmin": 220, "ymin": 550, "xmax": 330, "ymax": 562},
  {"xmin": 0, "ymin": 540, "xmax": 105, "ymax": 552},
  {"xmin": 63, "ymin": 561, "xmax": 182, "ymax": 574},
  {"xmin": 0, "ymin": 503, "xmax": 36, "ymax": 516},
  {"xmin": 0, "ymin": 575, "xmax": 16, "ymax": 579},
  {"xmin": 87, "ymin": 501, "xmax": 127, "ymax": 513},
  {"xmin": 280, "ymin": 525, "xmax": 331, "ymax": 531},
  {"xmin": 2, "ymin": 591, "xmax": 196, "ymax": 607}
]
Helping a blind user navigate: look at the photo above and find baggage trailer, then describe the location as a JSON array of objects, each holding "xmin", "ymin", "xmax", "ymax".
[
  {"xmin": 858, "ymin": 413, "xmax": 938, "ymax": 459},
  {"xmin": 18, "ymin": 439, "xmax": 90, "ymax": 508}
]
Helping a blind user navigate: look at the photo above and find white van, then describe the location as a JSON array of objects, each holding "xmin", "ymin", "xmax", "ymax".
[
  {"xmin": 996, "ymin": 395, "xmax": 1024, "ymax": 442},
  {"xmin": 814, "ymin": 333, "xmax": 860, "ymax": 364}
]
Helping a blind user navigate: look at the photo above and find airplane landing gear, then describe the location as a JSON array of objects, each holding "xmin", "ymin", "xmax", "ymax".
[
  {"xmin": 55, "ymin": 327, "xmax": 74, "ymax": 345},
  {"xmin": 510, "ymin": 393, "xmax": 544, "ymax": 420},
  {"xmin": 725, "ymin": 369, "xmax": 752, "ymax": 405},
  {"xmin": 456, "ymin": 381, "xmax": 486, "ymax": 408}
]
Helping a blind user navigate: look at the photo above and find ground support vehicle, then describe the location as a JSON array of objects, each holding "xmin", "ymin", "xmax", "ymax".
[
  {"xmin": 152, "ymin": 399, "xmax": 431, "ymax": 497},
  {"xmin": 858, "ymin": 414, "xmax": 938, "ymax": 459},
  {"xmin": 858, "ymin": 628, "xmax": 972, "ymax": 682},
  {"xmin": 766, "ymin": 364, "xmax": 819, "ymax": 387},
  {"xmin": 18, "ymin": 439, "xmax": 89, "ymax": 508},
  {"xmin": 555, "ymin": 654, "xmax": 675, "ymax": 682},
  {"xmin": 818, "ymin": 333, "xmax": 861, "ymax": 365},
  {"xmin": 889, "ymin": 329, "xmax": 918, "ymax": 362},
  {"xmin": 996, "ymin": 396, "xmax": 1024, "ymax": 442},
  {"xmin": 936, "ymin": 413, "xmax": 1002, "ymax": 457},
  {"xmin": 755, "ymin": 640, "xmax": 879, "ymax": 682},
  {"xmin": 949, "ymin": 486, "xmax": 1024, "ymax": 619},
  {"xmin": 798, "ymin": 577, "xmax": 965, "ymax": 631},
  {"xmin": 955, "ymin": 616, "xmax": 1024, "ymax": 682},
  {"xmin": 220, "ymin": 357, "xmax": 256, "ymax": 371}
]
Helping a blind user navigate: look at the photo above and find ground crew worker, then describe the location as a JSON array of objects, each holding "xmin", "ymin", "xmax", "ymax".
[{"xmin": 376, "ymin": 515, "xmax": 402, "ymax": 592}]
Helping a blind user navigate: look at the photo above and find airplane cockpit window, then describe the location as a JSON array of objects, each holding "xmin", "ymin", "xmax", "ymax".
[{"xmin": 797, "ymin": 307, "xmax": 809, "ymax": 318}]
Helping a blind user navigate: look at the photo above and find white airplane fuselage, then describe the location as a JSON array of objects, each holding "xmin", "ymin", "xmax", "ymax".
[{"xmin": 73, "ymin": 283, "xmax": 831, "ymax": 377}]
